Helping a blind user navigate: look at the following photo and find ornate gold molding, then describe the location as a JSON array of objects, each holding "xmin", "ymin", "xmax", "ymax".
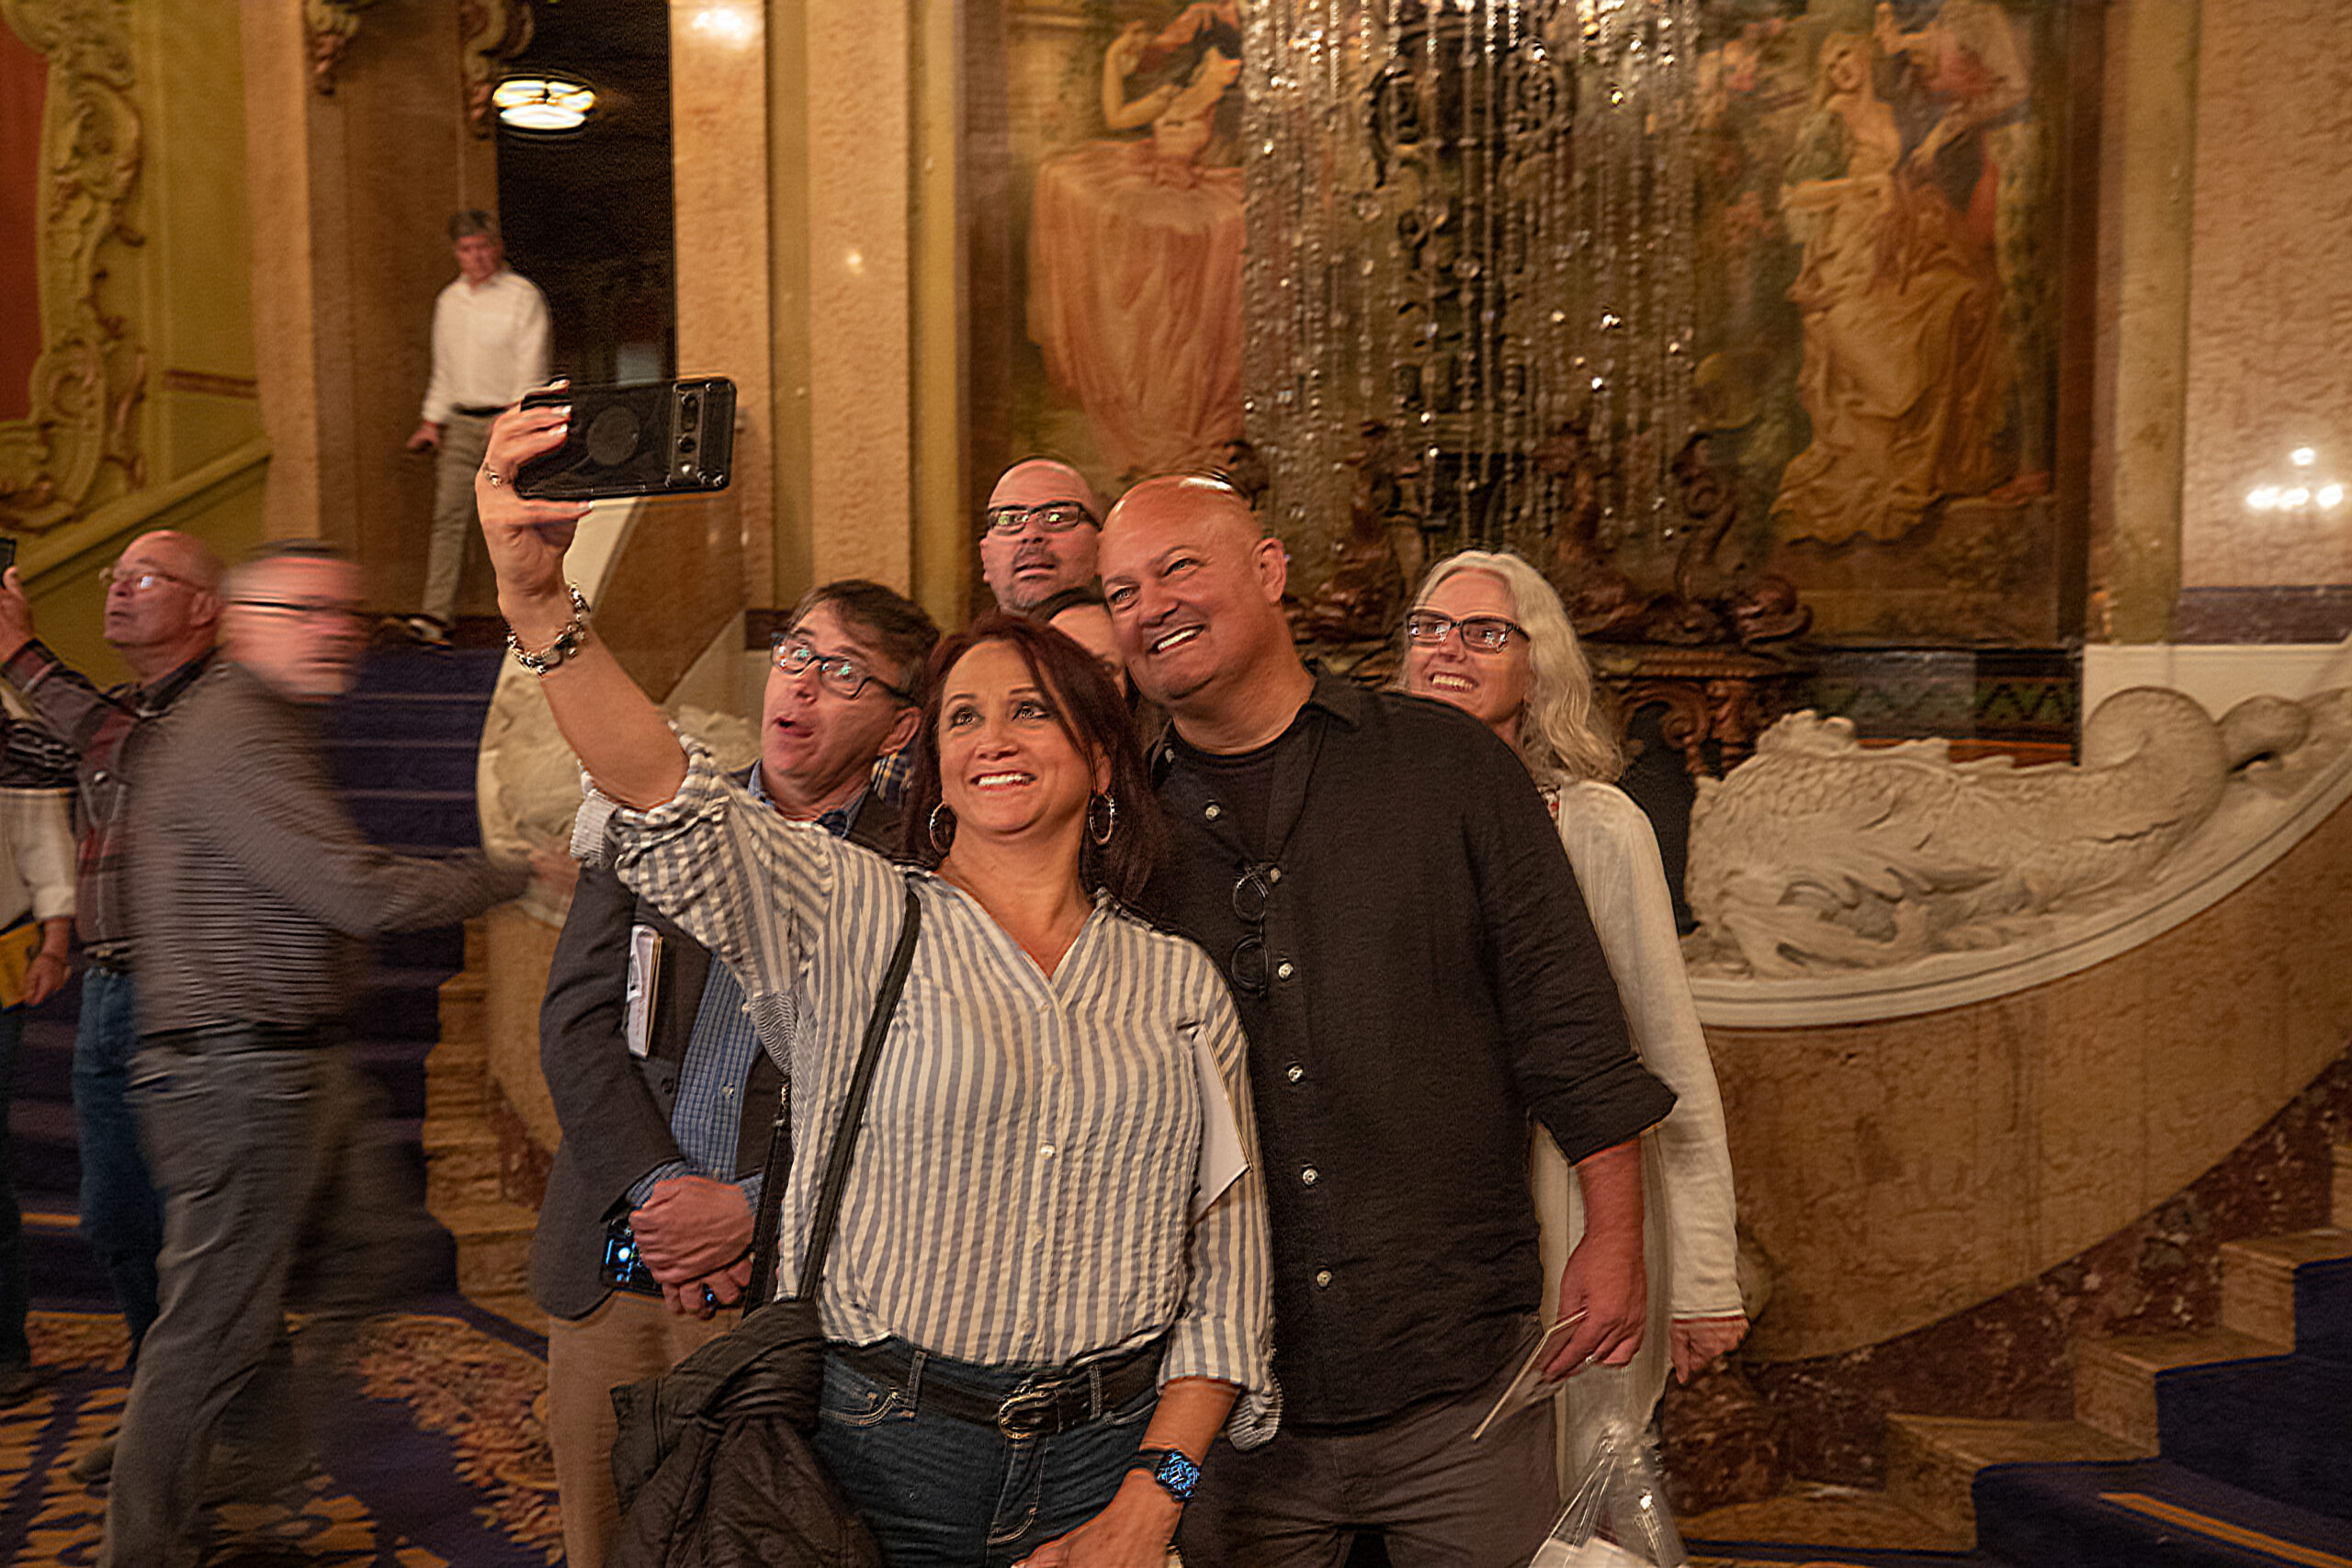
[
  {"xmin": 303, "ymin": 0, "xmax": 383, "ymax": 96},
  {"xmin": 0, "ymin": 0, "xmax": 146, "ymax": 533},
  {"xmin": 459, "ymin": 0, "xmax": 534, "ymax": 139}
]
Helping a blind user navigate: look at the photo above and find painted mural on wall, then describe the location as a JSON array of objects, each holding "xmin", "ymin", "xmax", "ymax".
[
  {"xmin": 1690, "ymin": 0, "xmax": 2073, "ymax": 641},
  {"xmin": 978, "ymin": 0, "xmax": 1246, "ymax": 495},
  {"xmin": 972, "ymin": 0, "xmax": 2076, "ymax": 644}
]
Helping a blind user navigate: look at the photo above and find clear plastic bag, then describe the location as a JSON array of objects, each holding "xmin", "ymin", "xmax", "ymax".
[{"xmin": 1532, "ymin": 1417, "xmax": 1688, "ymax": 1568}]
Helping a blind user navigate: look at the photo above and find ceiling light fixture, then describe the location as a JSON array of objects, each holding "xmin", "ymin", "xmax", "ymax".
[{"xmin": 493, "ymin": 76, "xmax": 598, "ymax": 132}]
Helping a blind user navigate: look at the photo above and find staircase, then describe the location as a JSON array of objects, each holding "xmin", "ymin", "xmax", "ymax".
[
  {"xmin": 11, "ymin": 641, "xmax": 505, "ymax": 1309},
  {"xmin": 1886, "ymin": 1144, "xmax": 2352, "ymax": 1566}
]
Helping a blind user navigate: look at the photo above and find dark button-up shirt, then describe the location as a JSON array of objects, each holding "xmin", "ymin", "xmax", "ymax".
[
  {"xmin": 130, "ymin": 661, "xmax": 526, "ymax": 1033},
  {"xmin": 1145, "ymin": 669, "xmax": 1675, "ymax": 1427},
  {"xmin": 3, "ymin": 639, "xmax": 213, "ymax": 953}
]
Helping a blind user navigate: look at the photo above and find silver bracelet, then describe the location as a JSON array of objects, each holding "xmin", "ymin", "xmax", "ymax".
[{"xmin": 506, "ymin": 584, "xmax": 593, "ymax": 676}]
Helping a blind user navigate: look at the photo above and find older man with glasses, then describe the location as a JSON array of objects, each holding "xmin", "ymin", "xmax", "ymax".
[
  {"xmin": 979, "ymin": 457, "xmax": 1106, "ymax": 614},
  {"xmin": 0, "ymin": 529, "xmax": 223, "ymax": 1480},
  {"xmin": 528, "ymin": 577, "xmax": 937, "ymax": 1568},
  {"xmin": 104, "ymin": 540, "xmax": 535, "ymax": 1568}
]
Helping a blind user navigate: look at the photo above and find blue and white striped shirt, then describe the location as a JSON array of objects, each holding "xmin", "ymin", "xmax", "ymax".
[{"xmin": 605, "ymin": 742, "xmax": 1276, "ymax": 1438}]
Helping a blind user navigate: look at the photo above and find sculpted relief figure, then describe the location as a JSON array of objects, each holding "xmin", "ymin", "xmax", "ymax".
[{"xmin": 1683, "ymin": 687, "xmax": 2340, "ymax": 977}]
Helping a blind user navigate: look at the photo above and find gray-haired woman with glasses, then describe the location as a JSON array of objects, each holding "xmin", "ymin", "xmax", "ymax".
[{"xmin": 1401, "ymin": 548, "xmax": 1747, "ymax": 1477}]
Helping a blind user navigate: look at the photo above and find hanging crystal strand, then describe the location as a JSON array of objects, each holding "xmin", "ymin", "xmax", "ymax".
[
  {"xmin": 1589, "ymin": 0, "xmax": 1620, "ymax": 538},
  {"xmin": 1666, "ymin": 0, "xmax": 1697, "ymax": 531},
  {"xmin": 1542, "ymin": 0, "xmax": 1569, "ymax": 550},
  {"xmin": 1501, "ymin": 0, "xmax": 1527, "ymax": 559},
  {"xmin": 1419, "ymin": 0, "xmax": 1449, "ymax": 539}
]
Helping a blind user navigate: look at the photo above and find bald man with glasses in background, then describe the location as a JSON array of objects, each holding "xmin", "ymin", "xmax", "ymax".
[
  {"xmin": 0, "ymin": 529, "xmax": 222, "ymax": 1482},
  {"xmin": 979, "ymin": 457, "xmax": 1106, "ymax": 614},
  {"xmin": 530, "ymin": 577, "xmax": 937, "ymax": 1568}
]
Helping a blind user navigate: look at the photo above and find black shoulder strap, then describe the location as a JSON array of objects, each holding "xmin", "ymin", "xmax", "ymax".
[{"xmin": 744, "ymin": 880, "xmax": 922, "ymax": 1308}]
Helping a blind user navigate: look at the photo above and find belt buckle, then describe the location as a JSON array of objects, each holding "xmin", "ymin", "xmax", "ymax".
[{"xmin": 995, "ymin": 1383, "xmax": 1058, "ymax": 1438}]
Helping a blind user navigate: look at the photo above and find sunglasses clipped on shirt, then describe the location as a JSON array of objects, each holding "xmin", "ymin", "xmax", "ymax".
[
  {"xmin": 771, "ymin": 637, "xmax": 914, "ymax": 705},
  {"xmin": 982, "ymin": 502, "xmax": 1099, "ymax": 537},
  {"xmin": 1402, "ymin": 610, "xmax": 1527, "ymax": 653}
]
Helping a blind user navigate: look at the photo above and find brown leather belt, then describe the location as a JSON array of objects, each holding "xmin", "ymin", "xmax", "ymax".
[{"xmin": 832, "ymin": 1337, "xmax": 1163, "ymax": 1438}]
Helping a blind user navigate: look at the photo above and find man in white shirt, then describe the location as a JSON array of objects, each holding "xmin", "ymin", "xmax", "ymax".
[{"xmin": 403, "ymin": 210, "xmax": 550, "ymax": 643}]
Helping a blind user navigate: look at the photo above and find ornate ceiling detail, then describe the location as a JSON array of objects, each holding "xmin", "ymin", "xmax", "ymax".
[{"xmin": 0, "ymin": 0, "xmax": 147, "ymax": 533}]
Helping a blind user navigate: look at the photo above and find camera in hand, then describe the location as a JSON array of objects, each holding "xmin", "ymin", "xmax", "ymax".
[
  {"xmin": 601, "ymin": 1216, "xmax": 665, "ymax": 1297},
  {"xmin": 514, "ymin": 377, "xmax": 735, "ymax": 500}
]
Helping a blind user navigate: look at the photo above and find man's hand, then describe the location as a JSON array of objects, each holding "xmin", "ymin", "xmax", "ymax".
[
  {"xmin": 20, "ymin": 951, "xmax": 68, "ymax": 1008},
  {"xmin": 0, "ymin": 568, "xmax": 39, "ymax": 666},
  {"xmin": 1543, "ymin": 1139, "xmax": 1648, "ymax": 1379},
  {"xmin": 1669, "ymin": 1314, "xmax": 1749, "ymax": 1383},
  {"xmin": 661, "ymin": 1255, "xmax": 754, "ymax": 1320},
  {"xmin": 630, "ymin": 1175, "xmax": 754, "ymax": 1283},
  {"xmin": 526, "ymin": 838, "xmax": 579, "ymax": 902},
  {"xmin": 20, "ymin": 918, "xmax": 70, "ymax": 1009},
  {"xmin": 406, "ymin": 420, "xmax": 444, "ymax": 454}
]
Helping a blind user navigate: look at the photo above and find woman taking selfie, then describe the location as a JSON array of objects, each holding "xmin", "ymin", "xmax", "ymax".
[
  {"xmin": 1400, "ymin": 549, "xmax": 1746, "ymax": 1468},
  {"xmin": 474, "ymin": 402, "xmax": 1273, "ymax": 1568}
]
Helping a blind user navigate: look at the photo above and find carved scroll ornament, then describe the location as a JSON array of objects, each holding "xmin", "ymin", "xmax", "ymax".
[
  {"xmin": 0, "ymin": 0, "xmax": 145, "ymax": 533},
  {"xmin": 459, "ymin": 0, "xmax": 534, "ymax": 137}
]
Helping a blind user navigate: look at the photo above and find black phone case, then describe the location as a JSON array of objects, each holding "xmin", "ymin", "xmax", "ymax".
[{"xmin": 514, "ymin": 377, "xmax": 735, "ymax": 500}]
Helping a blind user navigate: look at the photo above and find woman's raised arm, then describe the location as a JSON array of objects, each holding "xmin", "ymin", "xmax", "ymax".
[{"xmin": 474, "ymin": 400, "xmax": 689, "ymax": 808}]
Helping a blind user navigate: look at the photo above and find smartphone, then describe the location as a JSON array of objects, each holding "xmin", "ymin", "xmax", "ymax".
[
  {"xmin": 514, "ymin": 377, "xmax": 736, "ymax": 500},
  {"xmin": 600, "ymin": 1217, "xmax": 665, "ymax": 1297},
  {"xmin": 0, "ymin": 538, "xmax": 17, "ymax": 578}
]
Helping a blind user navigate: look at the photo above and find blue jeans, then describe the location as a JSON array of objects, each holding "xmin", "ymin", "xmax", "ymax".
[
  {"xmin": 0, "ymin": 1005, "xmax": 27, "ymax": 1371},
  {"xmin": 810, "ymin": 1342, "xmax": 1159, "ymax": 1568},
  {"xmin": 74, "ymin": 966, "xmax": 162, "ymax": 1356}
]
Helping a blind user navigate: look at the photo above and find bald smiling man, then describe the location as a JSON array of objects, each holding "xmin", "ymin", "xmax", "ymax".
[
  {"xmin": 1099, "ymin": 475, "xmax": 1675, "ymax": 1567},
  {"xmin": 979, "ymin": 458, "xmax": 1105, "ymax": 614}
]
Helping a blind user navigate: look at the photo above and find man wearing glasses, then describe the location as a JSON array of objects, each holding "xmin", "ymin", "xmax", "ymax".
[
  {"xmin": 0, "ymin": 529, "xmax": 222, "ymax": 1481},
  {"xmin": 1098, "ymin": 477, "xmax": 1675, "ymax": 1567},
  {"xmin": 980, "ymin": 457, "xmax": 1106, "ymax": 613},
  {"xmin": 106, "ymin": 541, "xmax": 533, "ymax": 1568},
  {"xmin": 530, "ymin": 578, "xmax": 936, "ymax": 1568}
]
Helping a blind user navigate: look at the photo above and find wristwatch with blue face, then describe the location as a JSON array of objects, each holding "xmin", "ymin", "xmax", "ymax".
[{"xmin": 1131, "ymin": 1447, "xmax": 1201, "ymax": 1505}]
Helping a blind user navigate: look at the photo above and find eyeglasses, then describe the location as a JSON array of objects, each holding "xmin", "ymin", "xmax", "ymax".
[
  {"xmin": 982, "ymin": 502, "xmax": 1098, "ymax": 537},
  {"xmin": 1227, "ymin": 864, "xmax": 1276, "ymax": 996},
  {"xmin": 98, "ymin": 568, "xmax": 195, "ymax": 594},
  {"xmin": 1403, "ymin": 610, "xmax": 1526, "ymax": 653},
  {"xmin": 232, "ymin": 598, "xmax": 368, "ymax": 625},
  {"xmin": 771, "ymin": 637, "xmax": 913, "ymax": 704}
]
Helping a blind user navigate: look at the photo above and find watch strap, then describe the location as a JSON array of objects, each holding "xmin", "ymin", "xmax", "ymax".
[{"xmin": 1131, "ymin": 1446, "xmax": 1201, "ymax": 1505}]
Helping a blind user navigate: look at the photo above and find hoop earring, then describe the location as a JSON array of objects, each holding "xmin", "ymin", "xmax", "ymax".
[
  {"xmin": 928, "ymin": 802, "xmax": 956, "ymax": 856},
  {"xmin": 1087, "ymin": 792, "xmax": 1117, "ymax": 847}
]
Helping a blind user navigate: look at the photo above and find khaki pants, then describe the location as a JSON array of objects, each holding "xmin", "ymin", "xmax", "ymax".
[
  {"xmin": 422, "ymin": 412, "xmax": 492, "ymax": 625},
  {"xmin": 546, "ymin": 1290, "xmax": 740, "ymax": 1568}
]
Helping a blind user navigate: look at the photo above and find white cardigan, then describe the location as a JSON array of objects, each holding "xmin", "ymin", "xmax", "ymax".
[{"xmin": 1532, "ymin": 781, "xmax": 1742, "ymax": 1471}]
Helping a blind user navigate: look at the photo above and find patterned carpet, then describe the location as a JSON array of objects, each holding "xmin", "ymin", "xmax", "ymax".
[{"xmin": 0, "ymin": 1303, "xmax": 561, "ymax": 1566}]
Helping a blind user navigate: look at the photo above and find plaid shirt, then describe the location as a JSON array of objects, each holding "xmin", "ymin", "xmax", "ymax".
[{"xmin": 1, "ymin": 640, "xmax": 214, "ymax": 953}]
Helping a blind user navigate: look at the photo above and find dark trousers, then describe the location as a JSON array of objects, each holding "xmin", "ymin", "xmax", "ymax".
[
  {"xmin": 1178, "ymin": 1328, "xmax": 1560, "ymax": 1568},
  {"xmin": 73, "ymin": 965, "xmax": 162, "ymax": 1356},
  {"xmin": 102, "ymin": 1031, "xmax": 408, "ymax": 1568},
  {"xmin": 0, "ymin": 1005, "xmax": 27, "ymax": 1371}
]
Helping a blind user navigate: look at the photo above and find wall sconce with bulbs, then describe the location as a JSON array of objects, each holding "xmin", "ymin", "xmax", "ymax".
[{"xmin": 492, "ymin": 75, "xmax": 598, "ymax": 132}]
